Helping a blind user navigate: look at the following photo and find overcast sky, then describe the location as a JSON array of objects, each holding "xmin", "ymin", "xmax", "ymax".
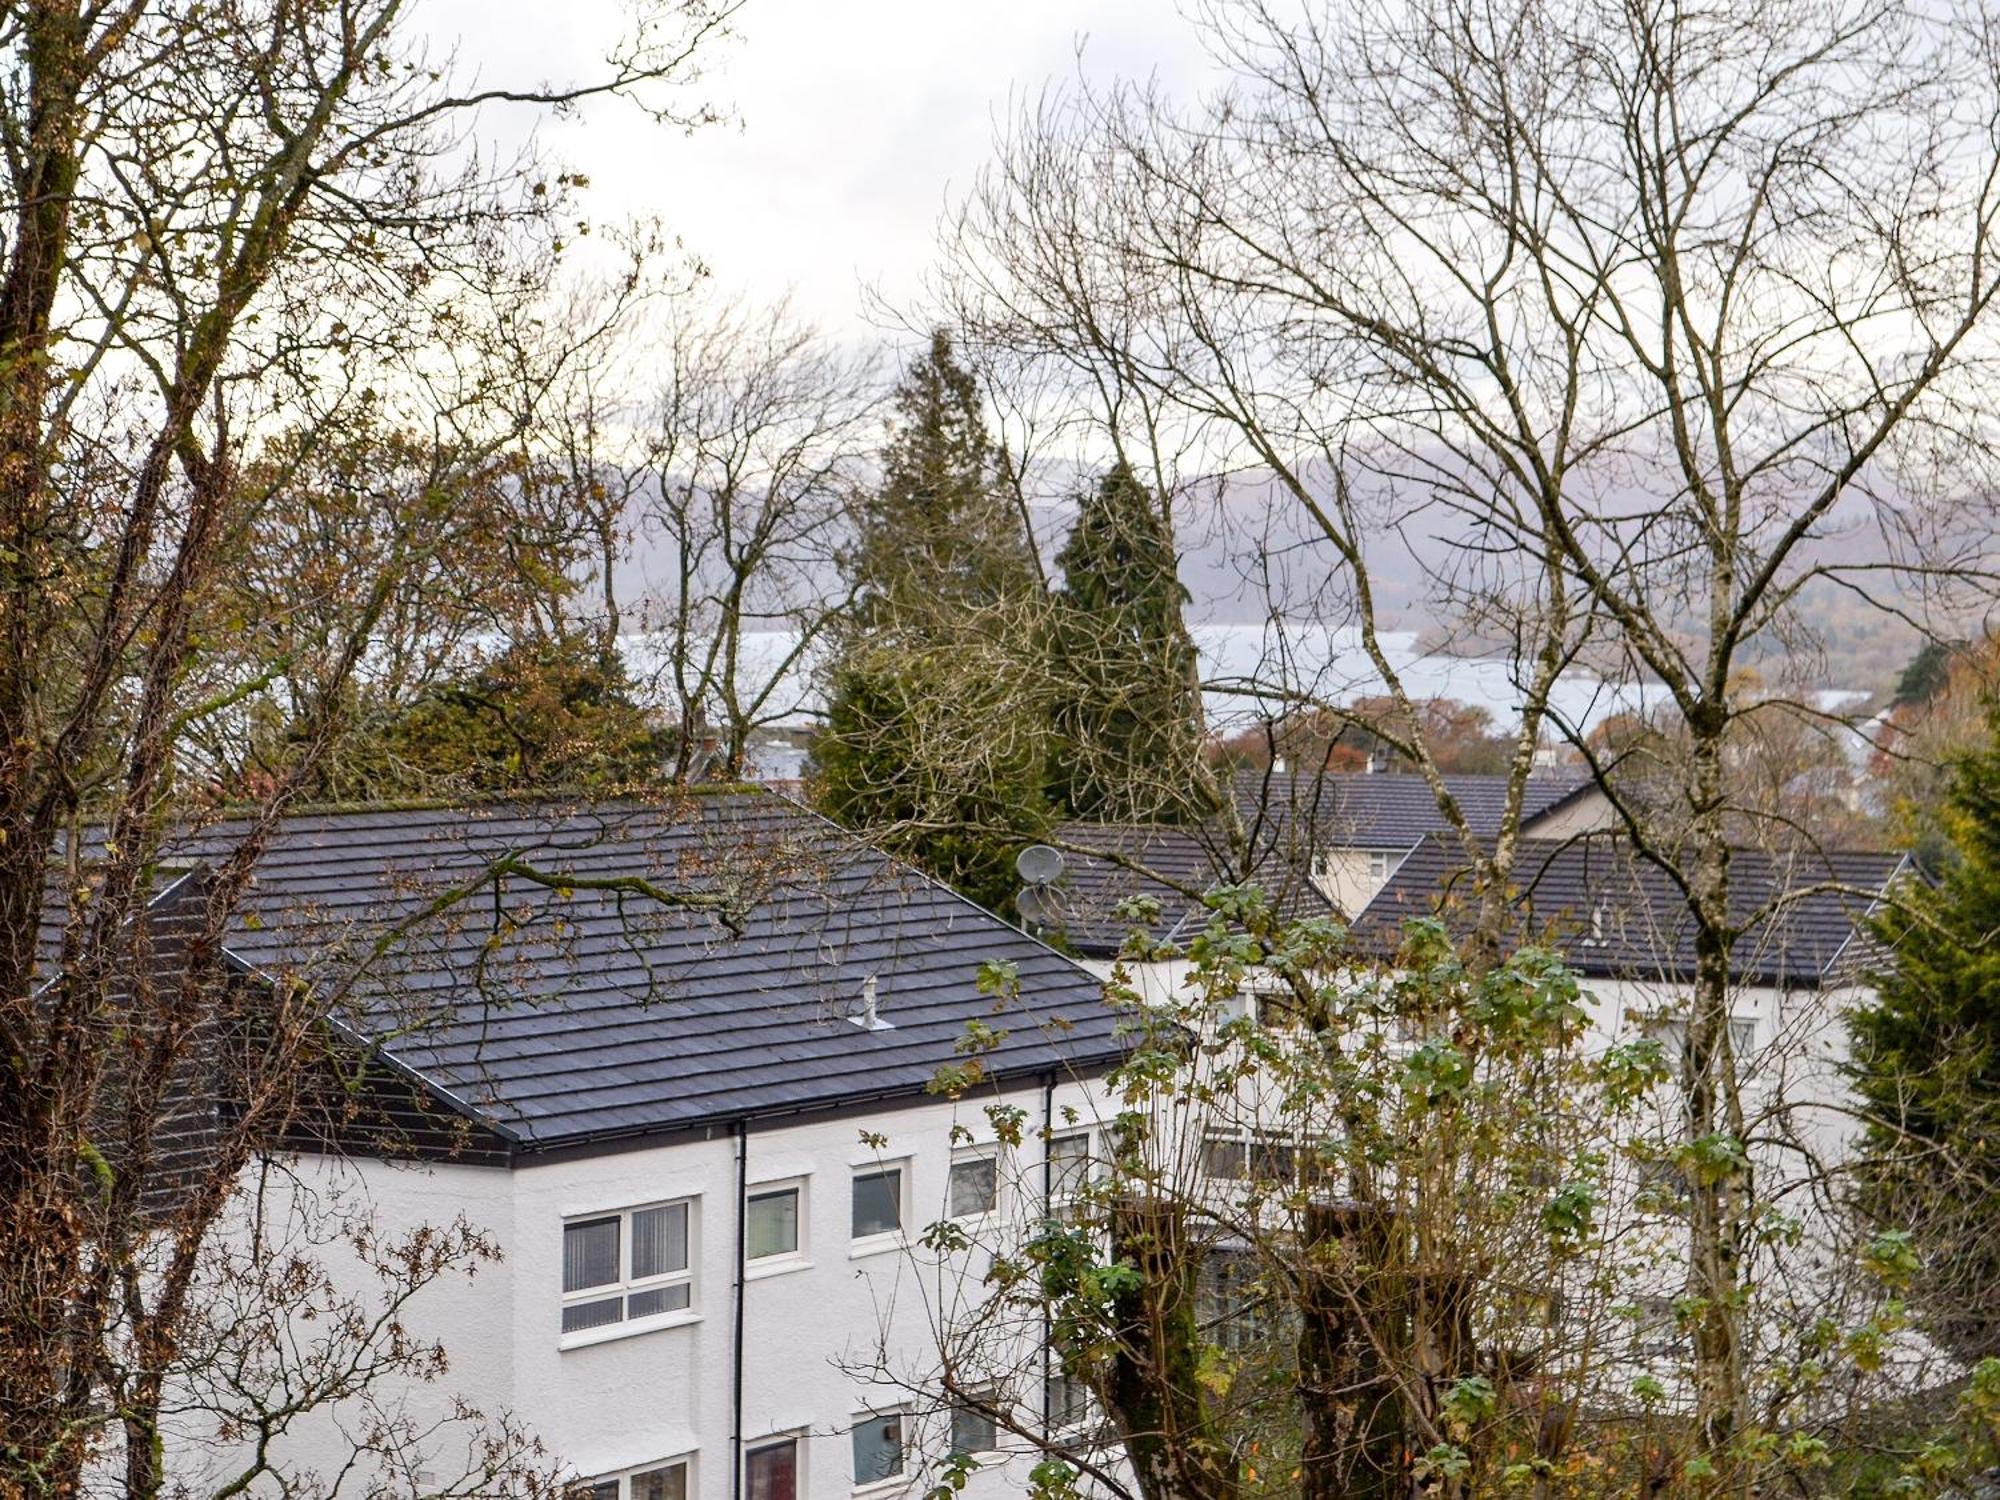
[{"xmin": 425, "ymin": 0, "xmax": 1213, "ymax": 342}]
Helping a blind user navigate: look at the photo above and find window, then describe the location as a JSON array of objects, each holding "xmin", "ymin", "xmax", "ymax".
[
  {"xmin": 1202, "ymin": 1131, "xmax": 1300, "ymax": 1184},
  {"xmin": 1367, "ymin": 849, "xmax": 1396, "ymax": 881},
  {"xmin": 1730, "ymin": 1017, "xmax": 1758, "ymax": 1075},
  {"xmin": 1202, "ymin": 1135, "xmax": 1248, "ymax": 1180},
  {"xmin": 1644, "ymin": 1016, "xmax": 1760, "ymax": 1078},
  {"xmin": 747, "ymin": 1186, "xmax": 801, "ymax": 1262},
  {"xmin": 1250, "ymin": 1136, "xmax": 1298, "ymax": 1182},
  {"xmin": 561, "ymin": 1201, "xmax": 693, "ymax": 1335},
  {"xmin": 631, "ymin": 1466, "xmax": 688, "ymax": 1500},
  {"xmin": 1630, "ymin": 1294, "xmax": 1684, "ymax": 1356},
  {"xmin": 949, "ymin": 1401, "xmax": 998, "ymax": 1457},
  {"xmin": 1046, "ymin": 1369, "xmax": 1090, "ymax": 1433},
  {"xmin": 1048, "ymin": 1134, "xmax": 1093, "ymax": 1201},
  {"xmin": 1635, "ymin": 1154, "xmax": 1689, "ymax": 1206},
  {"xmin": 746, "ymin": 1440, "xmax": 797, "ymax": 1500},
  {"xmin": 1254, "ymin": 988, "xmax": 1306, "ymax": 1030},
  {"xmin": 852, "ymin": 1167, "xmax": 904, "ymax": 1240},
  {"xmin": 949, "ymin": 1155, "xmax": 998, "ymax": 1219},
  {"xmin": 1197, "ymin": 1250, "xmax": 1270, "ymax": 1353},
  {"xmin": 578, "ymin": 1459, "xmax": 688, "ymax": 1500},
  {"xmin": 851, "ymin": 1412, "xmax": 905, "ymax": 1485}
]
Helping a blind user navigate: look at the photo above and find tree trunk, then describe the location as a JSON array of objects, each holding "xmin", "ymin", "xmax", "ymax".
[
  {"xmin": 1297, "ymin": 1198, "xmax": 1406, "ymax": 1500},
  {"xmin": 1102, "ymin": 1195, "xmax": 1240, "ymax": 1500}
]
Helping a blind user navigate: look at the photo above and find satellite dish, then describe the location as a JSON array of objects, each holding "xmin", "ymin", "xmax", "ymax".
[
  {"xmin": 1015, "ymin": 883, "xmax": 1050, "ymax": 928},
  {"xmin": 1015, "ymin": 843, "xmax": 1066, "ymax": 886}
]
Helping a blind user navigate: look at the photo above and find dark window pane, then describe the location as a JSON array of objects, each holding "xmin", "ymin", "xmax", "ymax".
[
  {"xmin": 746, "ymin": 1442, "xmax": 796, "ymax": 1500},
  {"xmin": 1048, "ymin": 1136, "xmax": 1091, "ymax": 1199},
  {"xmin": 852, "ymin": 1169, "xmax": 902, "ymax": 1238},
  {"xmin": 627, "ymin": 1283, "xmax": 690, "ymax": 1319},
  {"xmin": 950, "ymin": 1405, "xmax": 997, "ymax": 1456},
  {"xmin": 584, "ymin": 1481, "xmax": 619, "ymax": 1500},
  {"xmin": 1046, "ymin": 1373, "xmax": 1089, "ymax": 1431},
  {"xmin": 1201, "ymin": 1137, "xmax": 1247, "ymax": 1180},
  {"xmin": 631, "ymin": 1203, "xmax": 688, "ymax": 1280},
  {"xmin": 632, "ymin": 1465, "xmax": 685, "ymax": 1500},
  {"xmin": 561, "ymin": 1295, "xmax": 624, "ymax": 1333},
  {"xmin": 564, "ymin": 1217, "xmax": 620, "ymax": 1293},
  {"xmin": 949, "ymin": 1158, "xmax": 997, "ymax": 1218},
  {"xmin": 1251, "ymin": 1137, "xmax": 1296, "ymax": 1182},
  {"xmin": 747, "ymin": 1189, "xmax": 799, "ymax": 1260},
  {"xmin": 851, "ymin": 1414, "xmax": 904, "ymax": 1483}
]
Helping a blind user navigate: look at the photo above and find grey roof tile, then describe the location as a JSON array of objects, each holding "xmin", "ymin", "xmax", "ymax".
[
  {"xmin": 1040, "ymin": 772, "xmax": 1589, "ymax": 955},
  {"xmin": 1349, "ymin": 833, "xmax": 1910, "ymax": 986},
  {"xmin": 146, "ymin": 791, "xmax": 1121, "ymax": 1151}
]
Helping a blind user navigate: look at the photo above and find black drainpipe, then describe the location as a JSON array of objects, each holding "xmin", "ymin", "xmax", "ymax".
[
  {"xmin": 732, "ymin": 1119, "xmax": 748, "ymax": 1500},
  {"xmin": 1038, "ymin": 1071, "xmax": 1055, "ymax": 1436}
]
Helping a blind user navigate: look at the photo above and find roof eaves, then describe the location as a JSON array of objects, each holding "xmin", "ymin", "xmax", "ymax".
[{"xmin": 505, "ymin": 1044, "xmax": 1131, "ymax": 1158}]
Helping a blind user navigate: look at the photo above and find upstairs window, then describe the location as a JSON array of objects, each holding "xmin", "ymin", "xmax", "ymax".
[
  {"xmin": 746, "ymin": 1439, "xmax": 798, "ymax": 1500},
  {"xmin": 1644, "ymin": 1016, "xmax": 1761, "ymax": 1079},
  {"xmin": 948, "ymin": 1154, "xmax": 998, "ymax": 1219},
  {"xmin": 562, "ymin": 1200, "xmax": 694, "ymax": 1335},
  {"xmin": 852, "ymin": 1166, "xmax": 904, "ymax": 1240},
  {"xmin": 576, "ymin": 1458, "xmax": 688, "ymax": 1500},
  {"xmin": 851, "ymin": 1411, "xmax": 905, "ymax": 1486},
  {"xmin": 1048, "ymin": 1133, "xmax": 1094, "ymax": 1202},
  {"xmin": 949, "ymin": 1400, "xmax": 999, "ymax": 1458},
  {"xmin": 747, "ymin": 1185, "xmax": 802, "ymax": 1263}
]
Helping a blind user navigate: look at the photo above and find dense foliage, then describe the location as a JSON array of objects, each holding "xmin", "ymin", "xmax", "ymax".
[
  {"xmin": 1047, "ymin": 461, "xmax": 1210, "ymax": 823},
  {"xmin": 1854, "ymin": 709, "xmax": 2000, "ymax": 1362},
  {"xmin": 813, "ymin": 331, "xmax": 1050, "ymax": 909}
]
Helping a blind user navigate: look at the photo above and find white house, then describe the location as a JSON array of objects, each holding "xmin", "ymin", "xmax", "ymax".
[{"xmin": 146, "ymin": 792, "xmax": 1127, "ymax": 1500}]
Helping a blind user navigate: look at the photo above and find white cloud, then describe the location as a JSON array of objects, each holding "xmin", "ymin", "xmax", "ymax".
[{"xmin": 420, "ymin": 0, "xmax": 1213, "ymax": 337}]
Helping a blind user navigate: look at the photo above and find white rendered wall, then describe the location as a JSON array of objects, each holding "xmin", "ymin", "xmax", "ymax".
[{"xmin": 240, "ymin": 1076, "xmax": 1113, "ymax": 1500}]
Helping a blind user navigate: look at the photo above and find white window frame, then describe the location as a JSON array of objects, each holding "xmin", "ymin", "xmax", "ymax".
[
  {"xmin": 1046, "ymin": 1131, "xmax": 1096, "ymax": 1208},
  {"xmin": 745, "ymin": 1178, "xmax": 809, "ymax": 1276},
  {"xmin": 1366, "ymin": 849, "xmax": 1397, "ymax": 881},
  {"xmin": 849, "ymin": 1408, "xmax": 909, "ymax": 1491},
  {"xmin": 745, "ymin": 1434, "xmax": 803, "ymax": 1500},
  {"xmin": 849, "ymin": 1161, "xmax": 909, "ymax": 1252},
  {"xmin": 577, "ymin": 1456, "xmax": 694, "ymax": 1500},
  {"xmin": 947, "ymin": 1150, "xmax": 999, "ymax": 1222},
  {"xmin": 560, "ymin": 1198, "xmax": 698, "ymax": 1347}
]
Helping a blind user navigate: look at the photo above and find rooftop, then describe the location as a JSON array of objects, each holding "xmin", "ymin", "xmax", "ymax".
[
  {"xmin": 144, "ymin": 790, "xmax": 1123, "ymax": 1152},
  {"xmin": 1349, "ymin": 833, "xmax": 1911, "ymax": 986},
  {"xmin": 1038, "ymin": 771, "xmax": 1592, "ymax": 955}
]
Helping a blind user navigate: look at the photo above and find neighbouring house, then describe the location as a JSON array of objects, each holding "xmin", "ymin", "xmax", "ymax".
[
  {"xmin": 134, "ymin": 790, "xmax": 1125, "ymax": 1500},
  {"xmin": 1033, "ymin": 771, "xmax": 1606, "ymax": 1011},
  {"xmin": 1346, "ymin": 832, "xmax": 1912, "ymax": 1160},
  {"xmin": 1341, "ymin": 831, "xmax": 1918, "ymax": 1367}
]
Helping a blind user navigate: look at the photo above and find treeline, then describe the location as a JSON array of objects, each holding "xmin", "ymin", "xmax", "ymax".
[{"xmin": 813, "ymin": 330, "xmax": 1212, "ymax": 910}]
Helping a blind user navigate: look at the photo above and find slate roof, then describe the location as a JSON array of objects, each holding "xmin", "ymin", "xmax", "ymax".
[
  {"xmin": 1030, "ymin": 819, "xmax": 1338, "ymax": 957},
  {"xmin": 1234, "ymin": 770, "xmax": 1593, "ymax": 848},
  {"xmin": 1038, "ymin": 772, "xmax": 1591, "ymax": 956},
  {"xmin": 146, "ymin": 790, "xmax": 1122, "ymax": 1153},
  {"xmin": 1349, "ymin": 833, "xmax": 1911, "ymax": 986}
]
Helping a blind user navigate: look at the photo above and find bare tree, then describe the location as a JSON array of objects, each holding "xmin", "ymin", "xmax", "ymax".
[
  {"xmin": 629, "ymin": 294, "xmax": 881, "ymax": 779},
  {"xmin": 931, "ymin": 0, "xmax": 2000, "ymax": 1484},
  {"xmin": 0, "ymin": 1, "xmax": 737, "ymax": 1493}
]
